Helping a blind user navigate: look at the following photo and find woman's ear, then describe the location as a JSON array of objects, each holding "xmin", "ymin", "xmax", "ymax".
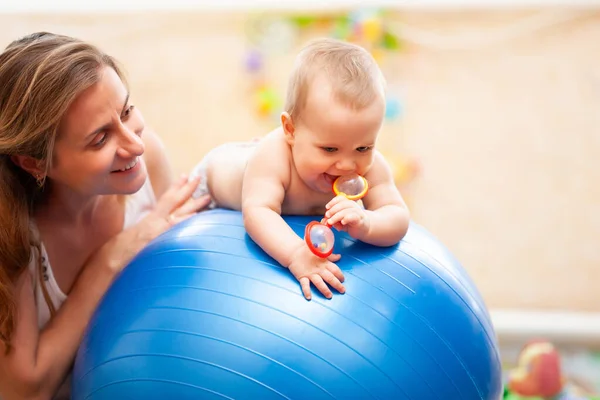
[
  {"xmin": 281, "ymin": 112, "xmax": 295, "ymax": 145},
  {"xmin": 10, "ymin": 155, "xmax": 45, "ymax": 179}
]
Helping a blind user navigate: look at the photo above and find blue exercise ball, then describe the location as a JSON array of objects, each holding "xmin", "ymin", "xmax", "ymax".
[{"xmin": 72, "ymin": 209, "xmax": 502, "ymax": 399}]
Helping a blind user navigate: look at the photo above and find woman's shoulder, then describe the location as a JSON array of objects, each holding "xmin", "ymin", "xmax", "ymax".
[{"xmin": 141, "ymin": 128, "xmax": 173, "ymax": 200}]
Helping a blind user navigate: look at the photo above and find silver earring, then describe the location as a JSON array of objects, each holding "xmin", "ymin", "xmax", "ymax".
[{"xmin": 35, "ymin": 173, "xmax": 45, "ymax": 187}]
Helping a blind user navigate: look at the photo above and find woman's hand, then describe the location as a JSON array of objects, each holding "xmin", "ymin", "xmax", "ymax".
[
  {"xmin": 140, "ymin": 174, "xmax": 211, "ymax": 241},
  {"xmin": 105, "ymin": 175, "xmax": 211, "ymax": 272},
  {"xmin": 154, "ymin": 174, "xmax": 211, "ymax": 225}
]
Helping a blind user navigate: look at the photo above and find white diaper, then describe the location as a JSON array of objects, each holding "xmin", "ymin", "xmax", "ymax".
[{"xmin": 190, "ymin": 151, "xmax": 214, "ymax": 204}]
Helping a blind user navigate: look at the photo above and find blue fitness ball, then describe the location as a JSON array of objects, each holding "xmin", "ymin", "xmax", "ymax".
[{"xmin": 72, "ymin": 209, "xmax": 502, "ymax": 399}]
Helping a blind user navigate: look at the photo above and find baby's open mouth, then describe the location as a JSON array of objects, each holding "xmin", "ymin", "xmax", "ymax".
[{"xmin": 324, "ymin": 173, "xmax": 338, "ymax": 185}]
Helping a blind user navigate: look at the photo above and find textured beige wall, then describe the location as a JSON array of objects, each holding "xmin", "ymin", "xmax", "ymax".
[{"xmin": 1, "ymin": 10, "xmax": 598, "ymax": 311}]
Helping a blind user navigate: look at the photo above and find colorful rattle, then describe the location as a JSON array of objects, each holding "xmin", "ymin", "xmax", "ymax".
[{"xmin": 304, "ymin": 174, "xmax": 369, "ymax": 258}]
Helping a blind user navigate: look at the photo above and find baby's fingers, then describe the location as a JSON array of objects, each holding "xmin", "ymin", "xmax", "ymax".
[
  {"xmin": 310, "ymin": 274, "xmax": 333, "ymax": 299},
  {"xmin": 325, "ymin": 210, "xmax": 344, "ymax": 227},
  {"xmin": 320, "ymin": 268, "xmax": 345, "ymax": 294},
  {"xmin": 328, "ymin": 253, "xmax": 341, "ymax": 262},
  {"xmin": 299, "ymin": 276, "xmax": 312, "ymax": 301},
  {"xmin": 325, "ymin": 200, "xmax": 358, "ymax": 220},
  {"xmin": 327, "ymin": 208, "xmax": 356, "ymax": 227},
  {"xmin": 325, "ymin": 195, "xmax": 347, "ymax": 210},
  {"xmin": 326, "ymin": 262, "xmax": 345, "ymax": 283},
  {"xmin": 342, "ymin": 213, "xmax": 360, "ymax": 226}
]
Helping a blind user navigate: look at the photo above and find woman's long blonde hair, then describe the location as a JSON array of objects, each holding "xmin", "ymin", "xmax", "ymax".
[{"xmin": 0, "ymin": 32, "xmax": 124, "ymax": 352}]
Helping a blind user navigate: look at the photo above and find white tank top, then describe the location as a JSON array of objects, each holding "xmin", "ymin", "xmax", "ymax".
[
  {"xmin": 26, "ymin": 178, "xmax": 157, "ymax": 400},
  {"xmin": 28, "ymin": 177, "xmax": 157, "ymax": 329}
]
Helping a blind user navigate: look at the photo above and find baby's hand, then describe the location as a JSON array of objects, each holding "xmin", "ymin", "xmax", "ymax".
[
  {"xmin": 324, "ymin": 195, "xmax": 371, "ymax": 239},
  {"xmin": 288, "ymin": 244, "xmax": 345, "ymax": 300}
]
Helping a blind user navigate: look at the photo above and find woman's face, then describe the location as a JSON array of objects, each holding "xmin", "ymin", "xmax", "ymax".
[{"xmin": 48, "ymin": 66, "xmax": 148, "ymax": 196}]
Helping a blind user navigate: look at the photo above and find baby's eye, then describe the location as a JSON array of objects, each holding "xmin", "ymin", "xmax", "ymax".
[
  {"xmin": 322, "ymin": 147, "xmax": 337, "ymax": 153},
  {"xmin": 356, "ymin": 146, "xmax": 373, "ymax": 153}
]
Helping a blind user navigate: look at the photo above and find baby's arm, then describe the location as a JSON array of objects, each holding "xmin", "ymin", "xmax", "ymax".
[
  {"xmin": 241, "ymin": 139, "xmax": 299, "ymax": 266},
  {"xmin": 325, "ymin": 151, "xmax": 409, "ymax": 246},
  {"xmin": 242, "ymin": 137, "xmax": 345, "ymax": 300}
]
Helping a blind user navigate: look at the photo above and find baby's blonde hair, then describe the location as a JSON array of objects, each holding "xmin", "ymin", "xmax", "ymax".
[{"xmin": 284, "ymin": 38, "xmax": 385, "ymax": 120}]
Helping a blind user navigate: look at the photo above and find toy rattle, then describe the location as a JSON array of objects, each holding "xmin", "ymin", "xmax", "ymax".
[{"xmin": 304, "ymin": 174, "xmax": 369, "ymax": 258}]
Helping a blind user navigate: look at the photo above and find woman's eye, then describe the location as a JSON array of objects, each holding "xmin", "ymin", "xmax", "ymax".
[
  {"xmin": 356, "ymin": 146, "xmax": 372, "ymax": 153},
  {"xmin": 122, "ymin": 104, "xmax": 135, "ymax": 119},
  {"xmin": 92, "ymin": 133, "xmax": 108, "ymax": 147},
  {"xmin": 322, "ymin": 147, "xmax": 337, "ymax": 153}
]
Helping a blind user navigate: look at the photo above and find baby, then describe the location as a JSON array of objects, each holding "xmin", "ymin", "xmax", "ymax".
[{"xmin": 191, "ymin": 38, "xmax": 410, "ymax": 300}]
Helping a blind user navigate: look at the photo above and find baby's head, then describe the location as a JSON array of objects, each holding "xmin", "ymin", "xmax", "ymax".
[{"xmin": 282, "ymin": 38, "xmax": 386, "ymax": 194}]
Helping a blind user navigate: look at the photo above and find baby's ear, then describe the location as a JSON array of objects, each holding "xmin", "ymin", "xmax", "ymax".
[{"xmin": 281, "ymin": 112, "xmax": 295, "ymax": 144}]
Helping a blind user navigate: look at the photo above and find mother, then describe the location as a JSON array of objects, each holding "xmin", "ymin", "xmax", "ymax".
[{"xmin": 0, "ymin": 32, "xmax": 211, "ymax": 399}]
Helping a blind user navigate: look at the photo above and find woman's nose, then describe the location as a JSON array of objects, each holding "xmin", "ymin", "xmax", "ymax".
[{"xmin": 116, "ymin": 127, "xmax": 144, "ymax": 159}]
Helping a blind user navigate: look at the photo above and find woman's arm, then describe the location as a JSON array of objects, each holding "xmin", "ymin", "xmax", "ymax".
[
  {"xmin": 0, "ymin": 245, "xmax": 122, "ymax": 399},
  {"xmin": 0, "ymin": 176, "xmax": 208, "ymax": 400}
]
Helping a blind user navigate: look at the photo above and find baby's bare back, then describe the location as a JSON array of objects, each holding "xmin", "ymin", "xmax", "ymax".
[
  {"xmin": 205, "ymin": 142, "xmax": 256, "ymax": 210},
  {"xmin": 206, "ymin": 130, "xmax": 332, "ymax": 215}
]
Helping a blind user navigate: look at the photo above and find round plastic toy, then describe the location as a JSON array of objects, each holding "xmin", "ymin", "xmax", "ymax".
[
  {"xmin": 304, "ymin": 220, "xmax": 336, "ymax": 258},
  {"xmin": 305, "ymin": 173, "xmax": 369, "ymax": 258},
  {"xmin": 332, "ymin": 173, "xmax": 369, "ymax": 200},
  {"xmin": 72, "ymin": 209, "xmax": 503, "ymax": 400}
]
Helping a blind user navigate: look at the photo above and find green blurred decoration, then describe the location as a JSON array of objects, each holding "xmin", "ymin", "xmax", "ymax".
[{"xmin": 243, "ymin": 8, "xmax": 403, "ymax": 121}]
